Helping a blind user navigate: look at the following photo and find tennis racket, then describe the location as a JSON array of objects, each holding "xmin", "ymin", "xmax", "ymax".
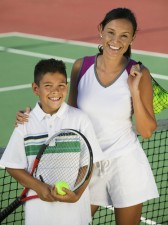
[{"xmin": 0, "ymin": 129, "xmax": 93, "ymax": 222}]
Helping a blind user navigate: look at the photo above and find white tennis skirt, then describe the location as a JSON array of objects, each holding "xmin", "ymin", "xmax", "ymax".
[{"xmin": 89, "ymin": 147, "xmax": 159, "ymax": 208}]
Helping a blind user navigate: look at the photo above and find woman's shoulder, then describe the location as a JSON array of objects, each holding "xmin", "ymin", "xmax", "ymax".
[
  {"xmin": 72, "ymin": 55, "xmax": 96, "ymax": 72},
  {"xmin": 70, "ymin": 58, "xmax": 84, "ymax": 82},
  {"xmin": 72, "ymin": 58, "xmax": 83, "ymax": 70}
]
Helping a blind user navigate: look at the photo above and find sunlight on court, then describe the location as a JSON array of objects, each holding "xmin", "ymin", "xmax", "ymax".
[{"xmin": 0, "ymin": 32, "xmax": 168, "ymax": 225}]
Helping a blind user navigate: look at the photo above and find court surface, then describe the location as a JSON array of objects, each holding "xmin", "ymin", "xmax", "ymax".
[
  {"xmin": 0, "ymin": 32, "xmax": 168, "ymax": 147},
  {"xmin": 0, "ymin": 32, "xmax": 168, "ymax": 225},
  {"xmin": 0, "ymin": 3, "xmax": 168, "ymax": 225},
  {"xmin": 0, "ymin": 0, "xmax": 168, "ymax": 54}
]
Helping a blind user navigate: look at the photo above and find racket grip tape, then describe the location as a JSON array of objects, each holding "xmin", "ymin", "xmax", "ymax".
[{"xmin": 0, "ymin": 197, "xmax": 23, "ymax": 222}]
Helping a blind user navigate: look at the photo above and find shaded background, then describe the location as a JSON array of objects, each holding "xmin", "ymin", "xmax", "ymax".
[{"xmin": 0, "ymin": 0, "xmax": 167, "ymax": 54}]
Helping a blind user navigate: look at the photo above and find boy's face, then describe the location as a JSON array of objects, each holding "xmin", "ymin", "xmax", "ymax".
[{"xmin": 32, "ymin": 72, "xmax": 68, "ymax": 115}]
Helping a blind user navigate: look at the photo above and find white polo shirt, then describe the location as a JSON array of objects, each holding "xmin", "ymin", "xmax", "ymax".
[
  {"xmin": 0, "ymin": 102, "xmax": 103, "ymax": 225},
  {"xmin": 1, "ymin": 102, "xmax": 102, "ymax": 170}
]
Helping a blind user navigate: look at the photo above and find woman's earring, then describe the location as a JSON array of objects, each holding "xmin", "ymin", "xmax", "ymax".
[{"xmin": 100, "ymin": 34, "xmax": 102, "ymax": 38}]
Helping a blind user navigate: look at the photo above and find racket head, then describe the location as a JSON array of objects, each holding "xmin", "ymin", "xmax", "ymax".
[
  {"xmin": 0, "ymin": 129, "xmax": 93, "ymax": 222},
  {"xmin": 34, "ymin": 129, "xmax": 93, "ymax": 191}
]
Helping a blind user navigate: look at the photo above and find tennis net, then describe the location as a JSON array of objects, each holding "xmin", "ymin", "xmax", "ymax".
[{"xmin": 0, "ymin": 119, "xmax": 168, "ymax": 225}]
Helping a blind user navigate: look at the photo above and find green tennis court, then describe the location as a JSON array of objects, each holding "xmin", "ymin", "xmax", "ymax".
[
  {"xmin": 0, "ymin": 32, "xmax": 168, "ymax": 147},
  {"xmin": 0, "ymin": 32, "xmax": 168, "ymax": 225}
]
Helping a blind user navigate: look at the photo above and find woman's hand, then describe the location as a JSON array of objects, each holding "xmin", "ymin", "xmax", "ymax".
[
  {"xmin": 127, "ymin": 63, "xmax": 143, "ymax": 94},
  {"xmin": 15, "ymin": 107, "xmax": 31, "ymax": 126}
]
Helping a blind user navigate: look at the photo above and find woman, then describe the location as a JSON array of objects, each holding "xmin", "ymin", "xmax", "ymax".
[
  {"xmin": 16, "ymin": 8, "xmax": 159, "ymax": 225},
  {"xmin": 68, "ymin": 8, "xmax": 159, "ymax": 225}
]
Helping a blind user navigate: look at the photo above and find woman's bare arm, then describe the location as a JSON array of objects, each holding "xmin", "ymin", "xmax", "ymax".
[
  {"xmin": 128, "ymin": 65, "xmax": 156, "ymax": 139},
  {"xmin": 68, "ymin": 58, "xmax": 83, "ymax": 107}
]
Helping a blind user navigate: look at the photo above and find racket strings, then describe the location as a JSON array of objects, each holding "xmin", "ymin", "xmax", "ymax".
[{"xmin": 34, "ymin": 131, "xmax": 90, "ymax": 191}]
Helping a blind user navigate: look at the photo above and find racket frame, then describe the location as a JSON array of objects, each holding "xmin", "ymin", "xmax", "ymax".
[{"xmin": 0, "ymin": 129, "xmax": 93, "ymax": 222}]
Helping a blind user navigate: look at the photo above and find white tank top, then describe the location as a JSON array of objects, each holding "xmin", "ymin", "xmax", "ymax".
[{"xmin": 77, "ymin": 55, "xmax": 142, "ymax": 159}]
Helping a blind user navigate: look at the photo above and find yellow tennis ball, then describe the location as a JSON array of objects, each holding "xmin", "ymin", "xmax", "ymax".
[
  {"xmin": 55, "ymin": 181, "xmax": 70, "ymax": 196},
  {"xmin": 153, "ymin": 85, "xmax": 161, "ymax": 95},
  {"xmin": 154, "ymin": 104, "xmax": 163, "ymax": 114}
]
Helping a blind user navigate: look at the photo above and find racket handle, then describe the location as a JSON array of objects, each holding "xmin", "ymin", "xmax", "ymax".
[{"xmin": 0, "ymin": 197, "xmax": 23, "ymax": 222}]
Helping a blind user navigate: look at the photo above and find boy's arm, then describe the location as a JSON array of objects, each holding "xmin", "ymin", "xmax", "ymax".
[
  {"xmin": 50, "ymin": 166, "xmax": 93, "ymax": 203},
  {"xmin": 7, "ymin": 167, "xmax": 92, "ymax": 203},
  {"xmin": 73, "ymin": 165, "xmax": 93, "ymax": 198},
  {"xmin": 6, "ymin": 168, "xmax": 55, "ymax": 202}
]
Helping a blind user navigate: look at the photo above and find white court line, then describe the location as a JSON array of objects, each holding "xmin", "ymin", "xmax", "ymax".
[
  {"xmin": 0, "ymin": 46, "xmax": 167, "ymax": 83},
  {"xmin": 0, "ymin": 84, "xmax": 31, "ymax": 92},
  {"xmin": 0, "ymin": 32, "xmax": 98, "ymax": 48},
  {"xmin": 152, "ymin": 74, "xmax": 168, "ymax": 80},
  {"xmin": 0, "ymin": 32, "xmax": 166, "ymax": 224},
  {"xmin": 0, "ymin": 32, "xmax": 168, "ymax": 58},
  {"xmin": 0, "ymin": 46, "xmax": 75, "ymax": 64},
  {"xmin": 0, "ymin": 72, "xmax": 166, "ymax": 93},
  {"xmin": 106, "ymin": 206, "xmax": 161, "ymax": 225}
]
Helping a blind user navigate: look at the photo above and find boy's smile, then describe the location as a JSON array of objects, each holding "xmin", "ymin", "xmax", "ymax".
[{"xmin": 32, "ymin": 72, "xmax": 68, "ymax": 115}]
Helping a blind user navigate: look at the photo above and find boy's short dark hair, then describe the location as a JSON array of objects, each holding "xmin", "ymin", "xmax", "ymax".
[{"xmin": 34, "ymin": 58, "xmax": 67, "ymax": 85}]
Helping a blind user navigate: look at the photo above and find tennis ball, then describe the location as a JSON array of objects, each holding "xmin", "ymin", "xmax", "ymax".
[
  {"xmin": 160, "ymin": 94, "xmax": 168, "ymax": 107},
  {"xmin": 154, "ymin": 104, "xmax": 163, "ymax": 114},
  {"xmin": 55, "ymin": 181, "xmax": 70, "ymax": 196},
  {"xmin": 153, "ymin": 85, "xmax": 161, "ymax": 95}
]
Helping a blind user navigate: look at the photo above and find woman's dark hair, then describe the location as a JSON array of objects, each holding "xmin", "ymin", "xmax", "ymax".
[
  {"xmin": 98, "ymin": 8, "xmax": 137, "ymax": 58},
  {"xmin": 34, "ymin": 58, "xmax": 67, "ymax": 85}
]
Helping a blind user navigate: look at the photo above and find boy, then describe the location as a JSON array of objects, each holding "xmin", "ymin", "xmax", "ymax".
[{"xmin": 0, "ymin": 59, "xmax": 103, "ymax": 225}]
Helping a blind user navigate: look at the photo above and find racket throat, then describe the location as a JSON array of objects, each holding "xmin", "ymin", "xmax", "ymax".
[{"xmin": 39, "ymin": 175, "xmax": 44, "ymax": 182}]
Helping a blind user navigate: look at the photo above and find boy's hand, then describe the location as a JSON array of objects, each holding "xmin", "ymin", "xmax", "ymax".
[
  {"xmin": 34, "ymin": 182, "xmax": 56, "ymax": 202},
  {"xmin": 50, "ymin": 186, "xmax": 79, "ymax": 203},
  {"xmin": 34, "ymin": 181, "xmax": 79, "ymax": 203}
]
